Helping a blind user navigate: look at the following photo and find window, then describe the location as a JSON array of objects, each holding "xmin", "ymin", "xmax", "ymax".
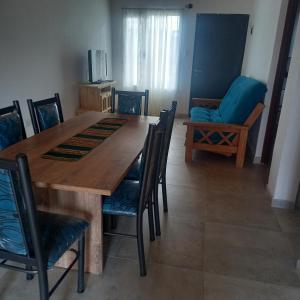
[{"xmin": 123, "ymin": 9, "xmax": 181, "ymax": 94}]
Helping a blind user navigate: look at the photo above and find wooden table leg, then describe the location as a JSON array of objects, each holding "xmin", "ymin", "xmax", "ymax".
[{"xmin": 35, "ymin": 187, "xmax": 103, "ymax": 275}]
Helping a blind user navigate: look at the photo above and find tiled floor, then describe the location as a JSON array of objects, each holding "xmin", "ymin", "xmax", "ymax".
[{"xmin": 1, "ymin": 119, "xmax": 300, "ymax": 299}]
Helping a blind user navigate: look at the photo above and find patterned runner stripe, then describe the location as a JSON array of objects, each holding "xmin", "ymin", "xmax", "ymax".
[{"xmin": 42, "ymin": 118, "xmax": 128, "ymax": 161}]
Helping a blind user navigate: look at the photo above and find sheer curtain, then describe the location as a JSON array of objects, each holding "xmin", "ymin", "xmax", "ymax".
[{"xmin": 123, "ymin": 9, "xmax": 181, "ymax": 115}]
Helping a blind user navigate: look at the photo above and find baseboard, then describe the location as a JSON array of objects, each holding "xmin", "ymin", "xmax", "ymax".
[
  {"xmin": 271, "ymin": 198, "xmax": 295, "ymax": 209},
  {"xmin": 253, "ymin": 156, "xmax": 262, "ymax": 164}
]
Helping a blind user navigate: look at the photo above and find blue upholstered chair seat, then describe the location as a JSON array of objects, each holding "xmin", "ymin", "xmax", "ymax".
[
  {"xmin": 190, "ymin": 107, "xmax": 223, "ymax": 123},
  {"xmin": 125, "ymin": 158, "xmax": 141, "ymax": 181},
  {"xmin": 38, "ymin": 211, "xmax": 89, "ymax": 268},
  {"xmin": 103, "ymin": 180, "xmax": 140, "ymax": 216}
]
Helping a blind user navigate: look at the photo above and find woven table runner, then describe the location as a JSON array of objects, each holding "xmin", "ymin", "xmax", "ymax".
[{"xmin": 42, "ymin": 118, "xmax": 128, "ymax": 162}]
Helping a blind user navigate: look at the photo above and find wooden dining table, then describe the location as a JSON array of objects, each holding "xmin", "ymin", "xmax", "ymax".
[{"xmin": 0, "ymin": 111, "xmax": 158, "ymax": 275}]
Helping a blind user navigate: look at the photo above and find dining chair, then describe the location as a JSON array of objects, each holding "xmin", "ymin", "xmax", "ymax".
[
  {"xmin": 111, "ymin": 87, "xmax": 149, "ymax": 116},
  {"xmin": 27, "ymin": 93, "xmax": 64, "ymax": 134},
  {"xmin": 0, "ymin": 100, "xmax": 26, "ymax": 150},
  {"xmin": 102, "ymin": 116, "xmax": 165, "ymax": 276},
  {"xmin": 125, "ymin": 101, "xmax": 177, "ymax": 235},
  {"xmin": 0, "ymin": 153, "xmax": 89, "ymax": 300}
]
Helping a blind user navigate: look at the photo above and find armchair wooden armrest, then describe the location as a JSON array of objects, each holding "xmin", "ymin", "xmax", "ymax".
[
  {"xmin": 191, "ymin": 98, "xmax": 222, "ymax": 108},
  {"xmin": 183, "ymin": 121, "xmax": 246, "ymax": 131}
]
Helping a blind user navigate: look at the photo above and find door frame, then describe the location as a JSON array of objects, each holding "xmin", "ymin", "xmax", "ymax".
[{"xmin": 262, "ymin": 0, "xmax": 300, "ymax": 165}]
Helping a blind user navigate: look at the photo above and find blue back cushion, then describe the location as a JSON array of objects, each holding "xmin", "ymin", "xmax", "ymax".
[
  {"xmin": 118, "ymin": 94, "xmax": 142, "ymax": 115},
  {"xmin": 36, "ymin": 103, "xmax": 60, "ymax": 131},
  {"xmin": 0, "ymin": 169, "xmax": 27, "ymax": 255},
  {"xmin": 0, "ymin": 112, "xmax": 23, "ymax": 151},
  {"xmin": 218, "ymin": 76, "xmax": 267, "ymax": 124}
]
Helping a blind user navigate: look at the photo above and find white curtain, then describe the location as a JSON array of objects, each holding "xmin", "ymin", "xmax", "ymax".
[{"xmin": 123, "ymin": 9, "xmax": 181, "ymax": 115}]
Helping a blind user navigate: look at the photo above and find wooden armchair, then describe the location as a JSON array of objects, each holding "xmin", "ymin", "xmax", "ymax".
[
  {"xmin": 184, "ymin": 98, "xmax": 264, "ymax": 168},
  {"xmin": 184, "ymin": 81, "xmax": 265, "ymax": 168}
]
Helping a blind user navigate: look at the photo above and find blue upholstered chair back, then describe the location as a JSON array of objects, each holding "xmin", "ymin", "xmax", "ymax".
[
  {"xmin": 218, "ymin": 76, "xmax": 267, "ymax": 124},
  {"xmin": 0, "ymin": 168, "xmax": 29, "ymax": 256},
  {"xmin": 118, "ymin": 94, "xmax": 142, "ymax": 115},
  {"xmin": 27, "ymin": 93, "xmax": 64, "ymax": 134},
  {"xmin": 0, "ymin": 101, "xmax": 26, "ymax": 151},
  {"xmin": 36, "ymin": 103, "xmax": 60, "ymax": 131},
  {"xmin": 0, "ymin": 113, "xmax": 23, "ymax": 151},
  {"xmin": 112, "ymin": 88, "xmax": 149, "ymax": 116}
]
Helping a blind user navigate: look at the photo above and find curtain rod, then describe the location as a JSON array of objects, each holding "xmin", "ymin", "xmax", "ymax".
[{"xmin": 122, "ymin": 7, "xmax": 184, "ymax": 11}]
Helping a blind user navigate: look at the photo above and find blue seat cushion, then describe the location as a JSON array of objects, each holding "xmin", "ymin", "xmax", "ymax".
[
  {"xmin": 38, "ymin": 211, "xmax": 89, "ymax": 268},
  {"xmin": 36, "ymin": 103, "xmax": 60, "ymax": 131},
  {"xmin": 218, "ymin": 76, "xmax": 267, "ymax": 124},
  {"xmin": 118, "ymin": 94, "xmax": 142, "ymax": 115},
  {"xmin": 103, "ymin": 180, "xmax": 140, "ymax": 216},
  {"xmin": 125, "ymin": 158, "xmax": 141, "ymax": 181},
  {"xmin": 0, "ymin": 112, "xmax": 23, "ymax": 150},
  {"xmin": 191, "ymin": 107, "xmax": 223, "ymax": 123}
]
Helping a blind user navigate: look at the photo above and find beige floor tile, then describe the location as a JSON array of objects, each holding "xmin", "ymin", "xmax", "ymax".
[
  {"xmin": 158, "ymin": 183, "xmax": 206, "ymax": 221},
  {"xmin": 274, "ymin": 209, "xmax": 300, "ymax": 233},
  {"xmin": 166, "ymin": 163, "xmax": 207, "ymax": 190},
  {"xmin": 150, "ymin": 215, "xmax": 204, "ymax": 271},
  {"xmin": 205, "ymin": 222, "xmax": 294, "ymax": 257},
  {"xmin": 206, "ymin": 196, "xmax": 280, "ymax": 231},
  {"xmin": 267, "ymin": 284, "xmax": 300, "ymax": 299},
  {"xmin": 0, "ymin": 259, "xmax": 203, "ymax": 300},
  {"xmin": 204, "ymin": 239, "xmax": 300, "ymax": 287},
  {"xmin": 204, "ymin": 273, "xmax": 270, "ymax": 300}
]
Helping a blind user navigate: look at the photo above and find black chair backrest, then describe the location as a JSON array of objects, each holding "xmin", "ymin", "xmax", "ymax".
[
  {"xmin": 27, "ymin": 93, "xmax": 64, "ymax": 134},
  {"xmin": 138, "ymin": 112, "xmax": 168, "ymax": 213},
  {"xmin": 111, "ymin": 88, "xmax": 149, "ymax": 116},
  {"xmin": 159, "ymin": 101, "xmax": 177, "ymax": 176},
  {"xmin": 0, "ymin": 154, "xmax": 45, "ymax": 266},
  {"xmin": 0, "ymin": 100, "xmax": 26, "ymax": 140}
]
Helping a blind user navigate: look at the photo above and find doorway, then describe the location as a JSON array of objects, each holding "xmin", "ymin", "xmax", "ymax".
[
  {"xmin": 189, "ymin": 14, "xmax": 249, "ymax": 112},
  {"xmin": 262, "ymin": 0, "xmax": 300, "ymax": 165}
]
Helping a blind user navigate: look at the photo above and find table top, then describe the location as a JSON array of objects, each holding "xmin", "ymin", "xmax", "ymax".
[{"xmin": 0, "ymin": 112, "xmax": 158, "ymax": 196}]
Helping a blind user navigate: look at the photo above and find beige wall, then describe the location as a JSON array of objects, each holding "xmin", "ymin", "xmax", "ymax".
[
  {"xmin": 110, "ymin": 0, "xmax": 255, "ymax": 116},
  {"xmin": 242, "ymin": 0, "xmax": 288, "ymax": 159},
  {"xmin": 0, "ymin": 0, "xmax": 112, "ymax": 136}
]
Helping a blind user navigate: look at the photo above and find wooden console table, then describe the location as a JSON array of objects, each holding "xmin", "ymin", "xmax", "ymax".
[{"xmin": 77, "ymin": 81, "xmax": 116, "ymax": 115}]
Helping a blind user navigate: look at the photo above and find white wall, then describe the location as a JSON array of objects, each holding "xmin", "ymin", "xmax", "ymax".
[
  {"xmin": 110, "ymin": 0, "xmax": 254, "ymax": 115},
  {"xmin": 0, "ymin": 0, "xmax": 112, "ymax": 136},
  {"xmin": 242, "ymin": 0, "xmax": 288, "ymax": 158},
  {"xmin": 268, "ymin": 14, "xmax": 300, "ymax": 208}
]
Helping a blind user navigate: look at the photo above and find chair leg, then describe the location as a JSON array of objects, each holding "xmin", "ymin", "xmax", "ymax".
[
  {"xmin": 153, "ymin": 183, "xmax": 161, "ymax": 236},
  {"xmin": 185, "ymin": 126, "xmax": 194, "ymax": 163},
  {"xmin": 147, "ymin": 197, "xmax": 155, "ymax": 242},
  {"xmin": 137, "ymin": 214, "xmax": 146, "ymax": 276},
  {"xmin": 37, "ymin": 268, "xmax": 49, "ymax": 300},
  {"xmin": 161, "ymin": 174, "xmax": 168, "ymax": 213},
  {"xmin": 77, "ymin": 234, "xmax": 85, "ymax": 293},
  {"xmin": 236, "ymin": 129, "xmax": 248, "ymax": 168},
  {"xmin": 111, "ymin": 215, "xmax": 117, "ymax": 229},
  {"xmin": 26, "ymin": 265, "xmax": 34, "ymax": 280}
]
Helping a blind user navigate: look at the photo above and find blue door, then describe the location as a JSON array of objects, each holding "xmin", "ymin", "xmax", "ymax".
[{"xmin": 190, "ymin": 14, "xmax": 249, "ymax": 111}]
